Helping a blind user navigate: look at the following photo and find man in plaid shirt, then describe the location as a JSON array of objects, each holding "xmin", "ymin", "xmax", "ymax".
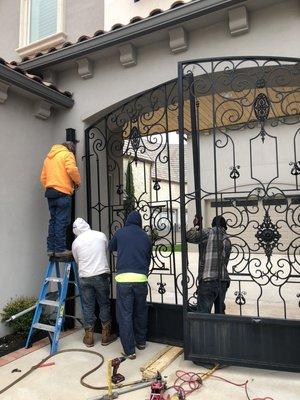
[{"xmin": 186, "ymin": 216, "xmax": 231, "ymax": 314}]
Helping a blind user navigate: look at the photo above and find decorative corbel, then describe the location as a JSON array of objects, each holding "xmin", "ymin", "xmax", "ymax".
[
  {"xmin": 169, "ymin": 26, "xmax": 188, "ymax": 54},
  {"xmin": 76, "ymin": 58, "xmax": 94, "ymax": 79},
  {"xmin": 0, "ymin": 81, "xmax": 9, "ymax": 103},
  {"xmin": 35, "ymin": 100, "xmax": 52, "ymax": 120},
  {"xmin": 119, "ymin": 44, "xmax": 137, "ymax": 68},
  {"xmin": 43, "ymin": 69, "xmax": 57, "ymax": 85},
  {"xmin": 228, "ymin": 6, "xmax": 249, "ymax": 36}
]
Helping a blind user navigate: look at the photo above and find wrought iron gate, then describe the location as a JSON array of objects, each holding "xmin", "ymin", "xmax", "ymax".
[
  {"xmin": 84, "ymin": 80, "xmax": 184, "ymax": 344},
  {"xmin": 178, "ymin": 56, "xmax": 300, "ymax": 371}
]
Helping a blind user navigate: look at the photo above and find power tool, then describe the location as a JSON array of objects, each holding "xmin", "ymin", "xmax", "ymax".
[{"xmin": 111, "ymin": 357, "xmax": 126, "ymax": 385}]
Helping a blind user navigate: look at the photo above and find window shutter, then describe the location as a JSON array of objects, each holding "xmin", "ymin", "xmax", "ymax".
[{"xmin": 30, "ymin": 0, "xmax": 58, "ymax": 43}]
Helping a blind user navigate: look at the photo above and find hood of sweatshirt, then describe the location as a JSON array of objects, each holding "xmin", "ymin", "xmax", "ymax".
[
  {"xmin": 47, "ymin": 144, "xmax": 69, "ymax": 159},
  {"xmin": 73, "ymin": 218, "xmax": 91, "ymax": 236},
  {"xmin": 125, "ymin": 211, "xmax": 142, "ymax": 227}
]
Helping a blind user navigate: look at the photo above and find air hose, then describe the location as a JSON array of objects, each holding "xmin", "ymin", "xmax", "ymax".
[{"xmin": 0, "ymin": 348, "xmax": 147, "ymax": 396}]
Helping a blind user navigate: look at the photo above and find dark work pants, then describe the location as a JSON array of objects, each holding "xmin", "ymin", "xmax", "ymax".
[
  {"xmin": 80, "ymin": 274, "xmax": 111, "ymax": 328},
  {"xmin": 116, "ymin": 282, "xmax": 148, "ymax": 356},
  {"xmin": 47, "ymin": 196, "xmax": 71, "ymax": 252},
  {"xmin": 197, "ymin": 280, "xmax": 230, "ymax": 314}
]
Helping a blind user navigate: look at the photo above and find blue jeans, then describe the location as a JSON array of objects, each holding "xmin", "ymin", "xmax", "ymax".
[
  {"xmin": 47, "ymin": 196, "xmax": 71, "ymax": 252},
  {"xmin": 116, "ymin": 282, "xmax": 148, "ymax": 356},
  {"xmin": 197, "ymin": 280, "xmax": 230, "ymax": 314},
  {"xmin": 80, "ymin": 274, "xmax": 111, "ymax": 327}
]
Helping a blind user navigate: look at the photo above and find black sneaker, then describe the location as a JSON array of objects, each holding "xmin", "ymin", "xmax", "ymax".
[{"xmin": 136, "ymin": 344, "xmax": 146, "ymax": 350}]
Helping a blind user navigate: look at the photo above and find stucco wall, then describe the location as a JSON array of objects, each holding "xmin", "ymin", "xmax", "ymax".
[
  {"xmin": 0, "ymin": 92, "xmax": 55, "ymax": 337},
  {"xmin": 65, "ymin": 0, "xmax": 104, "ymax": 42},
  {"xmin": 0, "ymin": 0, "xmax": 20, "ymax": 61}
]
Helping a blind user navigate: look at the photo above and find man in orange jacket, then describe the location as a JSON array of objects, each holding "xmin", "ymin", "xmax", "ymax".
[{"xmin": 40, "ymin": 142, "xmax": 81, "ymax": 257}]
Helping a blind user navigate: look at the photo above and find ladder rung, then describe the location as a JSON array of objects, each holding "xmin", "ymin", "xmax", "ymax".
[
  {"xmin": 46, "ymin": 277, "xmax": 63, "ymax": 283},
  {"xmin": 33, "ymin": 323, "xmax": 55, "ymax": 333},
  {"xmin": 40, "ymin": 300, "xmax": 60, "ymax": 307}
]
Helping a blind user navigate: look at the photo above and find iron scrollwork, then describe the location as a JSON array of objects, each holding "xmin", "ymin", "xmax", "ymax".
[
  {"xmin": 253, "ymin": 93, "xmax": 271, "ymax": 143},
  {"xmin": 234, "ymin": 291, "xmax": 247, "ymax": 306},
  {"xmin": 290, "ymin": 161, "xmax": 300, "ymax": 176},
  {"xmin": 255, "ymin": 212, "xmax": 281, "ymax": 258},
  {"xmin": 230, "ymin": 165, "xmax": 240, "ymax": 179},
  {"xmin": 180, "ymin": 57, "xmax": 300, "ymax": 318},
  {"xmin": 157, "ymin": 282, "xmax": 166, "ymax": 295}
]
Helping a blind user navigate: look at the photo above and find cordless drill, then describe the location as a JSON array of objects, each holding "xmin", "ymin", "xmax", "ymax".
[{"xmin": 111, "ymin": 357, "xmax": 126, "ymax": 384}]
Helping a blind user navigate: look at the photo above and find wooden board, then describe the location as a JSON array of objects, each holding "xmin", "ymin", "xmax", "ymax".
[{"xmin": 140, "ymin": 346, "xmax": 183, "ymax": 379}]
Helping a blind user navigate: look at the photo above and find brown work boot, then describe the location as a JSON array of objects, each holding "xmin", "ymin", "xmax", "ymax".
[
  {"xmin": 83, "ymin": 327, "xmax": 94, "ymax": 347},
  {"xmin": 101, "ymin": 321, "xmax": 118, "ymax": 346}
]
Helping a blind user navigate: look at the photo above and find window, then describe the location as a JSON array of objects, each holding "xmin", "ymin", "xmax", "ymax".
[
  {"xmin": 17, "ymin": 0, "xmax": 66, "ymax": 57},
  {"xmin": 29, "ymin": 0, "xmax": 58, "ymax": 43}
]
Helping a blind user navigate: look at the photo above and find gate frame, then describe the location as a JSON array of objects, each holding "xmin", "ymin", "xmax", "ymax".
[{"xmin": 178, "ymin": 55, "xmax": 300, "ymax": 372}]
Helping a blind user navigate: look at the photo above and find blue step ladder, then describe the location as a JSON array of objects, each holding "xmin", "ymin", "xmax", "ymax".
[{"xmin": 26, "ymin": 258, "xmax": 83, "ymax": 355}]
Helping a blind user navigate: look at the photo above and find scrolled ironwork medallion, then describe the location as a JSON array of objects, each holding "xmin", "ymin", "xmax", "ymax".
[
  {"xmin": 255, "ymin": 212, "xmax": 281, "ymax": 258},
  {"xmin": 254, "ymin": 93, "xmax": 271, "ymax": 142},
  {"xmin": 157, "ymin": 282, "xmax": 166, "ymax": 295},
  {"xmin": 230, "ymin": 165, "xmax": 240, "ymax": 179},
  {"xmin": 234, "ymin": 291, "xmax": 247, "ymax": 306},
  {"xmin": 153, "ymin": 179, "xmax": 161, "ymax": 191},
  {"xmin": 130, "ymin": 126, "xmax": 141, "ymax": 163},
  {"xmin": 254, "ymin": 93, "xmax": 270, "ymax": 122},
  {"xmin": 290, "ymin": 161, "xmax": 300, "ymax": 176}
]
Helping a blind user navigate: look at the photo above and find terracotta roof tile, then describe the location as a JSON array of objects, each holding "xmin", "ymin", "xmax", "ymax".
[
  {"xmin": 170, "ymin": 1, "xmax": 186, "ymax": 9},
  {"xmin": 20, "ymin": 0, "xmax": 191, "ymax": 63},
  {"xmin": 77, "ymin": 35, "xmax": 92, "ymax": 43},
  {"xmin": 62, "ymin": 41, "xmax": 73, "ymax": 48},
  {"xmin": 47, "ymin": 47, "xmax": 59, "ymax": 53},
  {"xmin": 111, "ymin": 23, "xmax": 124, "ymax": 31},
  {"xmin": 93, "ymin": 29, "xmax": 105, "ymax": 37},
  {"xmin": 149, "ymin": 9, "xmax": 164, "ymax": 17},
  {"xmin": 130, "ymin": 16, "xmax": 144, "ymax": 24},
  {"xmin": 0, "ymin": 56, "xmax": 72, "ymax": 98}
]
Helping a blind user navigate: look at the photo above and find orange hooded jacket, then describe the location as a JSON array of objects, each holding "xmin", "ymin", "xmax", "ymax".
[{"xmin": 40, "ymin": 144, "xmax": 81, "ymax": 195}]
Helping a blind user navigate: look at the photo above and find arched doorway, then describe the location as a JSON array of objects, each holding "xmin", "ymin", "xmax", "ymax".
[{"xmin": 85, "ymin": 56, "xmax": 300, "ymax": 370}]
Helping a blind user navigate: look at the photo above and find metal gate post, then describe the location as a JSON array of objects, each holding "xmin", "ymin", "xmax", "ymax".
[
  {"xmin": 178, "ymin": 62, "xmax": 189, "ymax": 354},
  {"xmin": 84, "ymin": 127, "xmax": 92, "ymax": 226}
]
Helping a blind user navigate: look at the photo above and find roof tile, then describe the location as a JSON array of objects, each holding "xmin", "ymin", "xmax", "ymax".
[
  {"xmin": 0, "ymin": 56, "xmax": 72, "ymax": 98},
  {"xmin": 149, "ymin": 9, "xmax": 164, "ymax": 17},
  {"xmin": 111, "ymin": 23, "xmax": 124, "ymax": 31},
  {"xmin": 130, "ymin": 16, "xmax": 144, "ymax": 24},
  {"xmin": 77, "ymin": 35, "xmax": 92, "ymax": 43},
  {"xmin": 19, "ymin": 0, "xmax": 191, "ymax": 63},
  {"xmin": 93, "ymin": 29, "xmax": 105, "ymax": 37}
]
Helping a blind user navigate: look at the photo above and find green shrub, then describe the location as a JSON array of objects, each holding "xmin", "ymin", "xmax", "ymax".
[
  {"xmin": 1, "ymin": 296, "xmax": 37, "ymax": 337},
  {"xmin": 124, "ymin": 161, "xmax": 135, "ymax": 218}
]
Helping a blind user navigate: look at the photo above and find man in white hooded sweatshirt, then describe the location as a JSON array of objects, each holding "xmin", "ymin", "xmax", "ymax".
[{"xmin": 72, "ymin": 218, "xmax": 117, "ymax": 347}]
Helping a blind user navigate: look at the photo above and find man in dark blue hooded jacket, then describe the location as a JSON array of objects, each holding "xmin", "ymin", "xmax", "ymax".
[{"xmin": 109, "ymin": 211, "xmax": 152, "ymax": 359}]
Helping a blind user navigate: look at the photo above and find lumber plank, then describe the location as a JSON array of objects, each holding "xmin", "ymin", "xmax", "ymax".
[{"xmin": 141, "ymin": 346, "xmax": 183, "ymax": 379}]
